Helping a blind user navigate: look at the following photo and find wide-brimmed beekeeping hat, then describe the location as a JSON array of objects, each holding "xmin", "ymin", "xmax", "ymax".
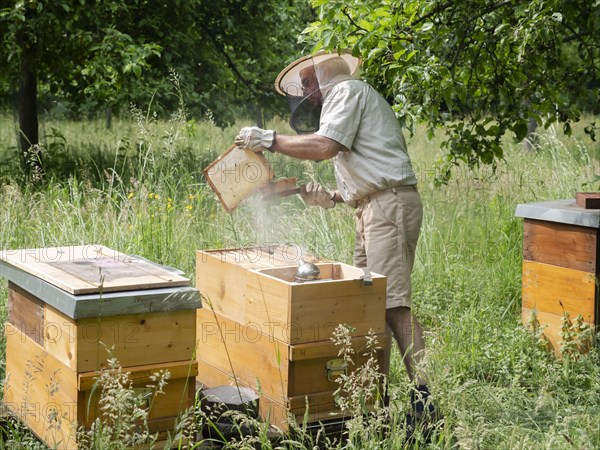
[{"xmin": 274, "ymin": 50, "xmax": 361, "ymax": 134}]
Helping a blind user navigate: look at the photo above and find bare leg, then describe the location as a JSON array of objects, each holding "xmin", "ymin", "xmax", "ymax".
[
  {"xmin": 385, "ymin": 306, "xmax": 427, "ymax": 386},
  {"xmin": 381, "ymin": 326, "xmax": 392, "ymax": 377}
]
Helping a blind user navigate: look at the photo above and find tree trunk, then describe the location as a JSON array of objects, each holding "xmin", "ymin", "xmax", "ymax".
[
  {"xmin": 18, "ymin": 39, "xmax": 43, "ymax": 181},
  {"xmin": 522, "ymin": 116, "xmax": 538, "ymax": 151},
  {"xmin": 106, "ymin": 107, "xmax": 113, "ymax": 129},
  {"xmin": 255, "ymin": 104, "xmax": 263, "ymax": 128}
]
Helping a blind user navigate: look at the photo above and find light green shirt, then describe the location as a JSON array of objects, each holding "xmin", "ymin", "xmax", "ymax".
[{"xmin": 315, "ymin": 79, "xmax": 417, "ymax": 206}]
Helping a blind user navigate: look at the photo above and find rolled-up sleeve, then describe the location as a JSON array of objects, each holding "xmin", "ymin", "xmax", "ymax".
[{"xmin": 315, "ymin": 83, "xmax": 362, "ymax": 151}]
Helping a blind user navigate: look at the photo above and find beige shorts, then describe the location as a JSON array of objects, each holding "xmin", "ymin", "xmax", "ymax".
[{"xmin": 353, "ymin": 187, "xmax": 423, "ymax": 309}]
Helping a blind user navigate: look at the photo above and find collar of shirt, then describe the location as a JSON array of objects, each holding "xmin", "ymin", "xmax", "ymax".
[{"xmin": 320, "ymin": 74, "xmax": 356, "ymax": 99}]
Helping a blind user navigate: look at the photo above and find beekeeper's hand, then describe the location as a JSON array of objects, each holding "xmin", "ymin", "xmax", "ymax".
[
  {"xmin": 234, "ymin": 126, "xmax": 275, "ymax": 152},
  {"xmin": 300, "ymin": 182, "xmax": 336, "ymax": 209}
]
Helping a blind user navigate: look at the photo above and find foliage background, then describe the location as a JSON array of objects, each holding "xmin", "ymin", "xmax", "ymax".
[
  {"xmin": 0, "ymin": 0, "xmax": 314, "ymax": 125},
  {"xmin": 304, "ymin": 0, "xmax": 600, "ymax": 179}
]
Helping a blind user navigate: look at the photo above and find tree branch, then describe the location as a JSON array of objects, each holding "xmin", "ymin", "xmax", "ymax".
[
  {"xmin": 341, "ymin": 7, "xmax": 368, "ymax": 33},
  {"xmin": 410, "ymin": 1, "xmax": 455, "ymax": 27},
  {"xmin": 207, "ymin": 33, "xmax": 259, "ymax": 96},
  {"xmin": 561, "ymin": 30, "xmax": 594, "ymax": 43},
  {"xmin": 414, "ymin": 0, "xmax": 513, "ymax": 28},
  {"xmin": 559, "ymin": 22, "xmax": 599, "ymax": 71}
]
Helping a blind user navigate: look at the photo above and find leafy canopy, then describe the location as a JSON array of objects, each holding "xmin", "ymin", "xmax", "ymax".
[
  {"xmin": 0, "ymin": 0, "xmax": 313, "ymax": 125},
  {"xmin": 303, "ymin": 0, "xmax": 600, "ymax": 183}
]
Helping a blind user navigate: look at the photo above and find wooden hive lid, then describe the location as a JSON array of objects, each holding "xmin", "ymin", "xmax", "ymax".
[
  {"xmin": 515, "ymin": 199, "xmax": 600, "ymax": 228},
  {"xmin": 197, "ymin": 244, "xmax": 326, "ymax": 270},
  {"xmin": 0, "ymin": 245, "xmax": 191, "ymax": 295}
]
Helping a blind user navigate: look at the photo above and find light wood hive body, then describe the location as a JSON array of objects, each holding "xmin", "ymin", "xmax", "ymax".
[
  {"xmin": 195, "ymin": 246, "xmax": 387, "ymax": 429},
  {"xmin": 521, "ymin": 219, "xmax": 599, "ymax": 354},
  {"xmin": 0, "ymin": 245, "xmax": 200, "ymax": 449}
]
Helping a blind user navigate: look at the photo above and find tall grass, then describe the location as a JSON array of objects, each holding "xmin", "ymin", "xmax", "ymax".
[{"xmin": 1, "ymin": 104, "xmax": 600, "ymax": 448}]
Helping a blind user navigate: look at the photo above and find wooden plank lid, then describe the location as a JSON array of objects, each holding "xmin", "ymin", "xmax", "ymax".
[
  {"xmin": 0, "ymin": 245, "xmax": 190, "ymax": 295},
  {"xmin": 515, "ymin": 199, "xmax": 600, "ymax": 228}
]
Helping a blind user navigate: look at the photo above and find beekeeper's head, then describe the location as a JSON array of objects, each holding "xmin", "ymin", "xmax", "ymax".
[
  {"xmin": 296, "ymin": 56, "xmax": 353, "ymax": 106},
  {"xmin": 275, "ymin": 50, "xmax": 361, "ymax": 134}
]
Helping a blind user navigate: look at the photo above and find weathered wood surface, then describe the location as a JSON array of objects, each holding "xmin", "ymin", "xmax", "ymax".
[
  {"xmin": 79, "ymin": 371, "xmax": 195, "ymax": 428},
  {"xmin": 8, "ymin": 282, "xmax": 44, "ymax": 345},
  {"xmin": 197, "ymin": 307, "xmax": 290, "ymax": 402},
  {"xmin": 196, "ymin": 359, "xmax": 352, "ymax": 430},
  {"xmin": 576, "ymin": 192, "xmax": 600, "ymax": 210},
  {"xmin": 4, "ymin": 327, "xmax": 79, "ymax": 449},
  {"xmin": 0, "ymin": 261, "xmax": 200, "ymax": 318},
  {"xmin": 289, "ymin": 334, "xmax": 387, "ymax": 361},
  {"xmin": 522, "ymin": 307, "xmax": 594, "ymax": 355},
  {"xmin": 0, "ymin": 245, "xmax": 190, "ymax": 294},
  {"xmin": 198, "ymin": 361, "xmax": 379, "ymax": 430},
  {"xmin": 197, "ymin": 249, "xmax": 386, "ymax": 344},
  {"xmin": 196, "ymin": 246, "xmax": 387, "ymax": 430},
  {"xmin": 196, "ymin": 308, "xmax": 384, "ymax": 423},
  {"xmin": 78, "ymin": 360, "xmax": 198, "ymax": 390},
  {"xmin": 523, "ymin": 219, "xmax": 598, "ymax": 273},
  {"xmin": 522, "ymin": 260, "xmax": 596, "ymax": 323},
  {"xmin": 7, "ymin": 284, "xmax": 197, "ymax": 372},
  {"xmin": 4, "ymin": 326, "xmax": 197, "ymax": 450}
]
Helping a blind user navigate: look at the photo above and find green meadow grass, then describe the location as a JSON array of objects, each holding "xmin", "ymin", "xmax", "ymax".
[{"xmin": 0, "ymin": 107, "xmax": 599, "ymax": 448}]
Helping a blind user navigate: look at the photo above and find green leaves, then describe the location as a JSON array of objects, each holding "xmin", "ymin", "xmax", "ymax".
[
  {"xmin": 0, "ymin": 0, "xmax": 314, "ymax": 126},
  {"xmin": 584, "ymin": 122, "xmax": 598, "ymax": 142},
  {"xmin": 304, "ymin": 0, "xmax": 600, "ymax": 183},
  {"xmin": 513, "ymin": 121, "xmax": 529, "ymax": 142},
  {"xmin": 79, "ymin": 26, "xmax": 163, "ymax": 106}
]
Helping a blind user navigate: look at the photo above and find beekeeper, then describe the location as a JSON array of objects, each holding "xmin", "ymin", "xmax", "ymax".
[{"xmin": 235, "ymin": 50, "xmax": 435, "ymax": 425}]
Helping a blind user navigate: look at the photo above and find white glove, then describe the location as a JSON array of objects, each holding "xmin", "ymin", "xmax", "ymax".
[
  {"xmin": 300, "ymin": 182, "xmax": 336, "ymax": 209},
  {"xmin": 234, "ymin": 126, "xmax": 275, "ymax": 152}
]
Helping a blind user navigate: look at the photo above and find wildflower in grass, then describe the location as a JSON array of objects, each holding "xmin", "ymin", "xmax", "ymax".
[
  {"xmin": 330, "ymin": 324, "xmax": 388, "ymax": 443},
  {"xmin": 560, "ymin": 312, "xmax": 592, "ymax": 358},
  {"xmin": 185, "ymin": 204, "xmax": 193, "ymax": 211},
  {"xmin": 148, "ymin": 369, "xmax": 171, "ymax": 395},
  {"xmin": 127, "ymin": 192, "xmax": 134, "ymax": 199}
]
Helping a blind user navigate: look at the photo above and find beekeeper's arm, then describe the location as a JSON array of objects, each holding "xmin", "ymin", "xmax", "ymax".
[{"xmin": 235, "ymin": 126, "xmax": 345, "ymax": 161}]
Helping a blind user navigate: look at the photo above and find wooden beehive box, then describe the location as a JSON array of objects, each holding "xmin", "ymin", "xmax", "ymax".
[
  {"xmin": 196, "ymin": 246, "xmax": 387, "ymax": 344},
  {"xmin": 196, "ymin": 308, "xmax": 386, "ymax": 428},
  {"xmin": 515, "ymin": 199, "xmax": 600, "ymax": 354},
  {"xmin": 0, "ymin": 245, "xmax": 202, "ymax": 449},
  {"xmin": 195, "ymin": 246, "xmax": 387, "ymax": 429}
]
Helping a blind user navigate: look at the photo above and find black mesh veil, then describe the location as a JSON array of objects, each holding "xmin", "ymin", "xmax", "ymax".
[
  {"xmin": 287, "ymin": 91, "xmax": 322, "ymax": 134},
  {"xmin": 274, "ymin": 50, "xmax": 361, "ymax": 134}
]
